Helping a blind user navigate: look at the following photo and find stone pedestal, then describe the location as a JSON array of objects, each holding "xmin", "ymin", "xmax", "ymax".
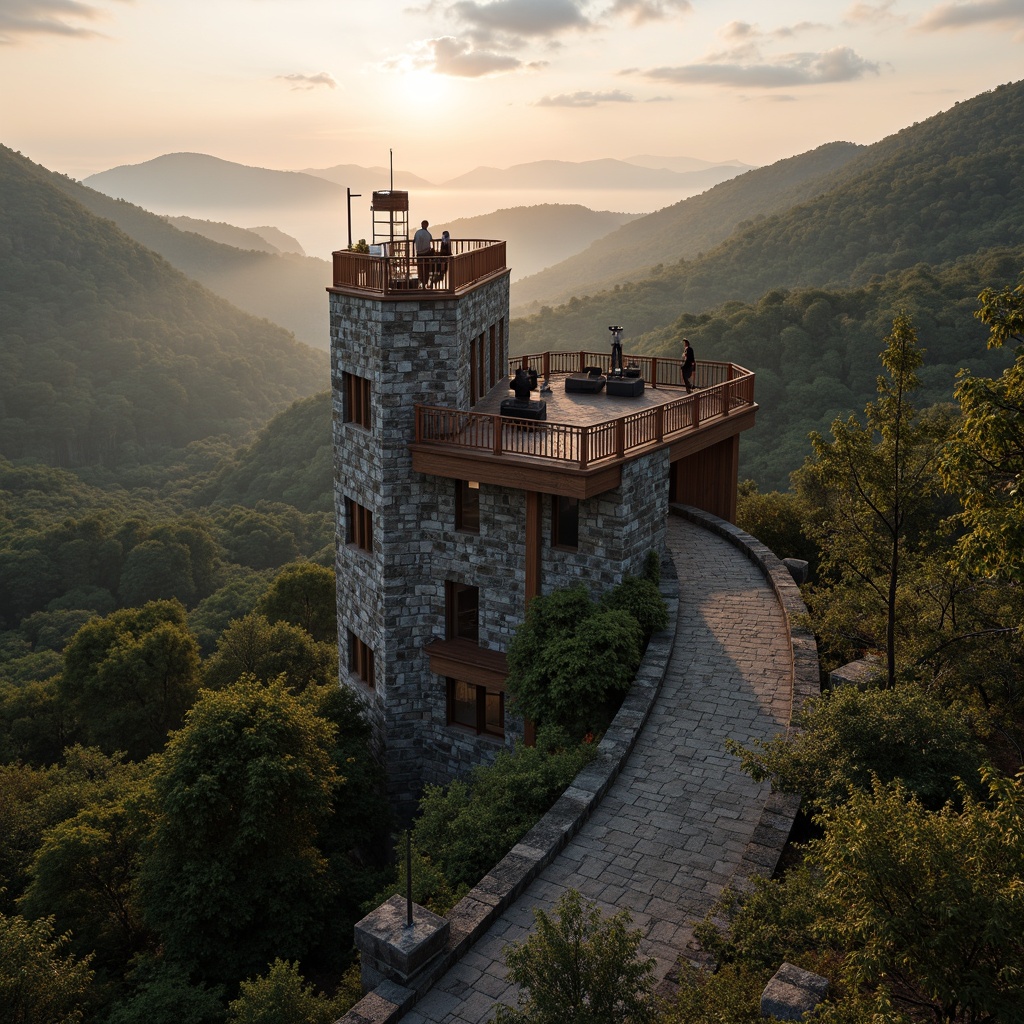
[
  {"xmin": 828, "ymin": 653, "xmax": 882, "ymax": 689},
  {"xmin": 760, "ymin": 962, "xmax": 829, "ymax": 1020},
  {"xmin": 354, "ymin": 895, "xmax": 451, "ymax": 992}
]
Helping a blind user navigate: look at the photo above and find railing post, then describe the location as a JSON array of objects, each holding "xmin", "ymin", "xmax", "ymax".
[
  {"xmin": 650, "ymin": 357, "xmax": 658, "ymax": 388},
  {"xmin": 492, "ymin": 414, "xmax": 502, "ymax": 455},
  {"xmin": 655, "ymin": 406, "xmax": 664, "ymax": 443},
  {"xmin": 616, "ymin": 419, "xmax": 625, "ymax": 458},
  {"xmin": 542, "ymin": 351, "xmax": 550, "ymax": 381},
  {"xmin": 579, "ymin": 428, "xmax": 589, "ymax": 469},
  {"xmin": 579, "ymin": 351, "xmax": 586, "ymax": 372},
  {"xmin": 691, "ymin": 393, "xmax": 700, "ymax": 429}
]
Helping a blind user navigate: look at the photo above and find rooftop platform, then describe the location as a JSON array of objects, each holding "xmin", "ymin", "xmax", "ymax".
[
  {"xmin": 330, "ymin": 239, "xmax": 507, "ymax": 298},
  {"xmin": 410, "ymin": 351, "xmax": 757, "ymax": 499}
]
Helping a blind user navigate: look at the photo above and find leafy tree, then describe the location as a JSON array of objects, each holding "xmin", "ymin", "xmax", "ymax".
[
  {"xmin": 104, "ymin": 959, "xmax": 226, "ymax": 1024},
  {"xmin": 118, "ymin": 539, "xmax": 198, "ymax": 607},
  {"xmin": 495, "ymin": 888, "xmax": 656, "ymax": 1024},
  {"xmin": 735, "ymin": 482, "xmax": 818, "ymax": 573},
  {"xmin": 226, "ymin": 958, "xmax": 351, "ymax": 1024},
  {"xmin": 60, "ymin": 600, "xmax": 201, "ymax": 759},
  {"xmin": 0, "ymin": 910, "xmax": 94, "ymax": 1024},
  {"xmin": 19, "ymin": 784, "xmax": 153, "ymax": 979},
  {"xmin": 727, "ymin": 683, "xmax": 986, "ymax": 812},
  {"xmin": 187, "ymin": 568, "xmax": 270, "ymax": 655},
  {"xmin": 137, "ymin": 676, "xmax": 337, "ymax": 984},
  {"xmin": 0, "ymin": 676, "xmax": 73, "ymax": 765},
  {"xmin": 597, "ymin": 575, "xmax": 668, "ymax": 640},
  {"xmin": 941, "ymin": 270, "xmax": 1024, "ymax": 583},
  {"xmin": 202, "ymin": 612, "xmax": 336, "ymax": 692},
  {"xmin": 812, "ymin": 773, "xmax": 1024, "ymax": 1022},
  {"xmin": 256, "ymin": 562, "xmax": 336, "ymax": 643},
  {"xmin": 412, "ymin": 741, "xmax": 596, "ymax": 892},
  {"xmin": 799, "ymin": 313, "xmax": 948, "ymax": 686}
]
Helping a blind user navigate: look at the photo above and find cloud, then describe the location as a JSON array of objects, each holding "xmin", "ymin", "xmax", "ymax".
[
  {"xmin": 917, "ymin": 0, "xmax": 1024, "ymax": 31},
  {"xmin": 276, "ymin": 72, "xmax": 337, "ymax": 91},
  {"xmin": 535, "ymin": 89, "xmax": 636, "ymax": 106},
  {"xmin": 605, "ymin": 0, "xmax": 691, "ymax": 25},
  {"xmin": 844, "ymin": 0, "xmax": 901, "ymax": 24},
  {"xmin": 643, "ymin": 46, "xmax": 881, "ymax": 88},
  {"xmin": 0, "ymin": 0, "xmax": 111, "ymax": 44},
  {"xmin": 429, "ymin": 34, "xmax": 525, "ymax": 75},
  {"xmin": 450, "ymin": 0, "xmax": 591, "ymax": 43}
]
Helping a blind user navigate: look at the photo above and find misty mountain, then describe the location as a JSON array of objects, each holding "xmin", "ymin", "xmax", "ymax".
[
  {"xmin": 513, "ymin": 78, "xmax": 1024, "ymax": 344},
  {"xmin": 623, "ymin": 154, "xmax": 752, "ymax": 173},
  {"xmin": 440, "ymin": 157, "xmax": 748, "ymax": 191},
  {"xmin": 163, "ymin": 215, "xmax": 302, "ymax": 254},
  {"xmin": 436, "ymin": 204, "xmax": 636, "ymax": 280},
  {"xmin": 300, "ymin": 163, "xmax": 436, "ymax": 190},
  {"xmin": 83, "ymin": 152, "xmax": 344, "ymax": 209},
  {"xmin": 0, "ymin": 145, "xmax": 325, "ymax": 469},
  {"xmin": 46, "ymin": 175, "xmax": 330, "ymax": 349},
  {"xmin": 511, "ymin": 141, "xmax": 864, "ymax": 313}
]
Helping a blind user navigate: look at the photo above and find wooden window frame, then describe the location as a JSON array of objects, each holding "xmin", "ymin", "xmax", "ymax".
[
  {"xmin": 455, "ymin": 480, "xmax": 480, "ymax": 533},
  {"xmin": 346, "ymin": 497, "xmax": 373, "ymax": 553},
  {"xmin": 348, "ymin": 630, "xmax": 375, "ymax": 688},
  {"xmin": 446, "ymin": 678, "xmax": 504, "ymax": 737},
  {"xmin": 342, "ymin": 371, "xmax": 371, "ymax": 429},
  {"xmin": 445, "ymin": 581, "xmax": 479, "ymax": 643},
  {"xmin": 551, "ymin": 494, "xmax": 580, "ymax": 551}
]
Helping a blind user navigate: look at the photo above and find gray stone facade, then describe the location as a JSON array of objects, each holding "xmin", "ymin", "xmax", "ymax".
[{"xmin": 331, "ymin": 274, "xmax": 670, "ymax": 808}]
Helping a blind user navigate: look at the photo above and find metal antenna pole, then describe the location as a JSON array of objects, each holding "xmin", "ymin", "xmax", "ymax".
[
  {"xmin": 346, "ymin": 188, "xmax": 361, "ymax": 250},
  {"xmin": 405, "ymin": 830, "xmax": 413, "ymax": 928}
]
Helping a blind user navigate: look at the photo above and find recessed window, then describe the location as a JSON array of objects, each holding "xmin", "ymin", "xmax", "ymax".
[
  {"xmin": 446, "ymin": 582, "xmax": 479, "ymax": 643},
  {"xmin": 346, "ymin": 497, "xmax": 373, "ymax": 553},
  {"xmin": 447, "ymin": 679, "xmax": 504, "ymax": 737},
  {"xmin": 348, "ymin": 631, "xmax": 375, "ymax": 688},
  {"xmin": 456, "ymin": 480, "xmax": 480, "ymax": 533},
  {"xmin": 342, "ymin": 372, "xmax": 371, "ymax": 429},
  {"xmin": 552, "ymin": 495, "xmax": 579, "ymax": 551}
]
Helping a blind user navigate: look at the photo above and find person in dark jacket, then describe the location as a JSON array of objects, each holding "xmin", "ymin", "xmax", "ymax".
[{"xmin": 682, "ymin": 338, "xmax": 696, "ymax": 392}]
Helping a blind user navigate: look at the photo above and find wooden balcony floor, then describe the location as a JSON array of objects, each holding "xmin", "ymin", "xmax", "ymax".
[{"xmin": 475, "ymin": 374, "xmax": 690, "ymax": 428}]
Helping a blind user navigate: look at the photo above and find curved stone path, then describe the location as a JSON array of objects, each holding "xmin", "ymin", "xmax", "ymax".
[{"xmin": 400, "ymin": 512, "xmax": 798, "ymax": 1024}]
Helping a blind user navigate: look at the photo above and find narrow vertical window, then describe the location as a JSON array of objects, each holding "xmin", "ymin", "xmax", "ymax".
[
  {"xmin": 551, "ymin": 495, "xmax": 579, "ymax": 551},
  {"xmin": 342, "ymin": 372, "xmax": 371, "ymax": 429},
  {"xmin": 348, "ymin": 631, "xmax": 375, "ymax": 688},
  {"xmin": 346, "ymin": 497, "xmax": 373, "ymax": 553},
  {"xmin": 489, "ymin": 325, "xmax": 497, "ymax": 388},
  {"xmin": 446, "ymin": 582, "xmax": 479, "ymax": 643},
  {"xmin": 455, "ymin": 480, "xmax": 480, "ymax": 533}
]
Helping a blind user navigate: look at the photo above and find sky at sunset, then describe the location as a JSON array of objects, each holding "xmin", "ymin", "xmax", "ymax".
[{"xmin": 2, "ymin": 0, "xmax": 1023, "ymax": 184}]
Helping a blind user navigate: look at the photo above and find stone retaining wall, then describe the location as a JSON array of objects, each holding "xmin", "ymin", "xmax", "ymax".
[{"xmin": 339, "ymin": 506, "xmax": 819, "ymax": 1024}]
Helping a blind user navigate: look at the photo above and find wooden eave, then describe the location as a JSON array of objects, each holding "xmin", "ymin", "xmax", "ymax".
[{"xmin": 425, "ymin": 638, "xmax": 509, "ymax": 690}]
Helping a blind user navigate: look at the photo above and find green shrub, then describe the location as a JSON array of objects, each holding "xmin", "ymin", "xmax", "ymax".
[
  {"xmin": 412, "ymin": 742, "xmax": 596, "ymax": 891},
  {"xmin": 599, "ymin": 575, "xmax": 668, "ymax": 639}
]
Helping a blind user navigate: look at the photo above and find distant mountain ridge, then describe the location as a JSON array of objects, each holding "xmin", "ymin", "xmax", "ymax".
[
  {"xmin": 511, "ymin": 141, "xmax": 864, "ymax": 313},
  {"xmin": 0, "ymin": 145, "xmax": 325, "ymax": 469},
  {"xmin": 163, "ymin": 215, "xmax": 304, "ymax": 255},
  {"xmin": 513, "ymin": 79, "xmax": 1024, "ymax": 353}
]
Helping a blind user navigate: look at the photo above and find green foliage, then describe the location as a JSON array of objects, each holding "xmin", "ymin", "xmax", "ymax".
[
  {"xmin": 506, "ymin": 579, "xmax": 658, "ymax": 736},
  {"xmin": 105, "ymin": 959, "xmax": 226, "ymax": 1024},
  {"xmin": 413, "ymin": 742, "xmax": 596, "ymax": 891},
  {"xmin": 735, "ymin": 483, "xmax": 818, "ymax": 572},
  {"xmin": 799, "ymin": 313, "xmax": 949, "ymax": 685},
  {"xmin": 495, "ymin": 888, "xmax": 656, "ymax": 1024},
  {"xmin": 0, "ymin": 676, "xmax": 72, "ymax": 765},
  {"xmin": 202, "ymin": 612, "xmax": 336, "ymax": 691},
  {"xmin": 941, "ymin": 269, "xmax": 1024, "ymax": 584},
  {"xmin": 60, "ymin": 599, "xmax": 202, "ymax": 759},
  {"xmin": 226, "ymin": 958, "xmax": 351, "ymax": 1024},
  {"xmin": 257, "ymin": 561, "xmax": 336, "ymax": 642},
  {"xmin": 0, "ymin": 910, "xmax": 95, "ymax": 1024},
  {"xmin": 0, "ymin": 145, "xmax": 325, "ymax": 472},
  {"xmin": 728, "ymin": 684, "xmax": 987, "ymax": 812},
  {"xmin": 812, "ymin": 772, "xmax": 1024, "ymax": 1022},
  {"xmin": 137, "ymin": 676, "xmax": 337, "ymax": 984},
  {"xmin": 657, "ymin": 961, "xmax": 766, "ymax": 1024},
  {"xmin": 211, "ymin": 503, "xmax": 331, "ymax": 571},
  {"xmin": 187, "ymin": 568, "xmax": 270, "ymax": 655}
]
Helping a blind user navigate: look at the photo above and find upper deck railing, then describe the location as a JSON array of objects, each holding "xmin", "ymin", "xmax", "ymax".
[
  {"xmin": 331, "ymin": 239, "xmax": 507, "ymax": 296},
  {"xmin": 413, "ymin": 352, "xmax": 755, "ymax": 471}
]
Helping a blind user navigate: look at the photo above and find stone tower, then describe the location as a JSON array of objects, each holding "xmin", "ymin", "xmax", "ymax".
[{"xmin": 330, "ymin": 239, "xmax": 514, "ymax": 807}]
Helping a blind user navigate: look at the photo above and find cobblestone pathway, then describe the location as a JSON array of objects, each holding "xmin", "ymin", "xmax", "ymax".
[{"xmin": 403, "ymin": 515, "xmax": 794, "ymax": 1024}]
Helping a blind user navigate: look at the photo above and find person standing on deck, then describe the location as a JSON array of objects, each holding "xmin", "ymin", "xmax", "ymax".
[
  {"xmin": 682, "ymin": 338, "xmax": 696, "ymax": 393},
  {"xmin": 414, "ymin": 220, "xmax": 433, "ymax": 287}
]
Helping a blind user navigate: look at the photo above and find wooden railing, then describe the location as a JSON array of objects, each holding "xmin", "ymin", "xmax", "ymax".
[
  {"xmin": 414, "ymin": 357, "xmax": 755, "ymax": 470},
  {"xmin": 331, "ymin": 239, "xmax": 507, "ymax": 295}
]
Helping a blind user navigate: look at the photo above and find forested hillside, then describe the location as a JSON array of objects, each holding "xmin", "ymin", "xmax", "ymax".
[
  {"xmin": 39, "ymin": 158, "xmax": 331, "ymax": 349},
  {"xmin": 0, "ymin": 146, "xmax": 326, "ymax": 469},
  {"xmin": 510, "ymin": 141, "xmax": 863, "ymax": 312},
  {"xmin": 513, "ymin": 79, "xmax": 1024, "ymax": 344}
]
